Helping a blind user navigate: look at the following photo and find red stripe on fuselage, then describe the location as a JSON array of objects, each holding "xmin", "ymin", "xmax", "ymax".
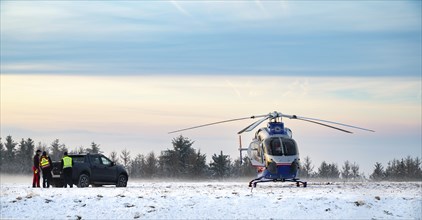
[
  {"xmin": 276, "ymin": 163, "xmax": 292, "ymax": 166},
  {"xmin": 252, "ymin": 163, "xmax": 291, "ymax": 167}
]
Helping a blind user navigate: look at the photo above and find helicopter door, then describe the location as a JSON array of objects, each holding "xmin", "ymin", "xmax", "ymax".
[{"xmin": 248, "ymin": 140, "xmax": 264, "ymax": 167}]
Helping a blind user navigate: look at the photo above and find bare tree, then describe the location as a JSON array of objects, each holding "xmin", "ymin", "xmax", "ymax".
[
  {"xmin": 120, "ymin": 149, "xmax": 131, "ymax": 172},
  {"xmin": 109, "ymin": 151, "xmax": 119, "ymax": 164}
]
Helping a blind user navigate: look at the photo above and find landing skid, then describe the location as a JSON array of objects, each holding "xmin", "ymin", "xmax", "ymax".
[{"xmin": 249, "ymin": 177, "xmax": 307, "ymax": 188}]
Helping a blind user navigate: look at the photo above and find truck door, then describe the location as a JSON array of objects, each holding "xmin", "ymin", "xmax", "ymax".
[
  {"xmin": 90, "ymin": 155, "xmax": 103, "ymax": 182},
  {"xmin": 99, "ymin": 155, "xmax": 117, "ymax": 183}
]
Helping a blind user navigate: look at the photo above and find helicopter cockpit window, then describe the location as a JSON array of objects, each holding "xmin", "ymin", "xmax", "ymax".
[
  {"xmin": 265, "ymin": 138, "xmax": 297, "ymax": 156},
  {"xmin": 282, "ymin": 139, "xmax": 297, "ymax": 156},
  {"xmin": 270, "ymin": 139, "xmax": 283, "ymax": 156}
]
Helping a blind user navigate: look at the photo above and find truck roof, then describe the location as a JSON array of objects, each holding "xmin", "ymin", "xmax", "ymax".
[{"xmin": 69, "ymin": 153, "xmax": 103, "ymax": 156}]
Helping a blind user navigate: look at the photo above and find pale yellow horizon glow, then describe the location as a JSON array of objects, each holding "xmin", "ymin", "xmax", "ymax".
[
  {"xmin": 1, "ymin": 74, "xmax": 420, "ymax": 175},
  {"xmin": 1, "ymin": 74, "xmax": 420, "ymax": 137}
]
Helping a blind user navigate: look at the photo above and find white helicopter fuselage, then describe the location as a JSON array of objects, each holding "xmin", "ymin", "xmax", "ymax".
[
  {"xmin": 169, "ymin": 111, "xmax": 373, "ymax": 187},
  {"xmin": 247, "ymin": 122, "xmax": 300, "ymax": 179}
]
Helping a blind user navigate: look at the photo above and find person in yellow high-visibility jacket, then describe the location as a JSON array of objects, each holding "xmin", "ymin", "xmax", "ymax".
[
  {"xmin": 40, "ymin": 151, "xmax": 53, "ymax": 188},
  {"xmin": 61, "ymin": 152, "xmax": 73, "ymax": 188}
]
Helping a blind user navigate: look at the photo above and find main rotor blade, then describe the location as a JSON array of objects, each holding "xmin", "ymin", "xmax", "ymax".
[
  {"xmin": 292, "ymin": 115, "xmax": 375, "ymax": 132},
  {"xmin": 168, "ymin": 115, "xmax": 267, "ymax": 134},
  {"xmin": 295, "ymin": 118, "xmax": 353, "ymax": 134},
  {"xmin": 237, "ymin": 116, "xmax": 270, "ymax": 134}
]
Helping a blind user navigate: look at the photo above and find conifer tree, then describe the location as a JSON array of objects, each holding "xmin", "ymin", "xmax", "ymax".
[
  {"xmin": 158, "ymin": 135, "xmax": 198, "ymax": 178},
  {"xmin": 37, "ymin": 142, "xmax": 49, "ymax": 155},
  {"xmin": 210, "ymin": 151, "xmax": 231, "ymax": 178},
  {"xmin": 87, "ymin": 142, "xmax": 101, "ymax": 154},
  {"xmin": 370, "ymin": 162, "xmax": 385, "ymax": 181},
  {"xmin": 144, "ymin": 151, "xmax": 158, "ymax": 178},
  {"xmin": 129, "ymin": 153, "xmax": 144, "ymax": 178},
  {"xmin": 23, "ymin": 138, "xmax": 35, "ymax": 174},
  {"xmin": 341, "ymin": 160, "xmax": 351, "ymax": 180},
  {"xmin": 0, "ymin": 138, "xmax": 4, "ymax": 167},
  {"xmin": 4, "ymin": 136, "xmax": 17, "ymax": 163},
  {"xmin": 16, "ymin": 139, "xmax": 27, "ymax": 173},
  {"xmin": 50, "ymin": 139, "xmax": 67, "ymax": 161},
  {"xmin": 350, "ymin": 162, "xmax": 360, "ymax": 179},
  {"xmin": 190, "ymin": 150, "xmax": 207, "ymax": 178},
  {"xmin": 317, "ymin": 161, "xmax": 339, "ymax": 179},
  {"xmin": 301, "ymin": 156, "xmax": 314, "ymax": 178}
]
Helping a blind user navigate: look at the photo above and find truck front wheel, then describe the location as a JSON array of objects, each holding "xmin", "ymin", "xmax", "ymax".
[
  {"xmin": 116, "ymin": 174, "xmax": 127, "ymax": 187},
  {"xmin": 78, "ymin": 174, "xmax": 90, "ymax": 188}
]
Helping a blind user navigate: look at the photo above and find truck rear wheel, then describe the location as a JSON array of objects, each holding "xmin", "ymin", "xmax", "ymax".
[
  {"xmin": 78, "ymin": 174, "xmax": 90, "ymax": 188},
  {"xmin": 116, "ymin": 174, "xmax": 127, "ymax": 187}
]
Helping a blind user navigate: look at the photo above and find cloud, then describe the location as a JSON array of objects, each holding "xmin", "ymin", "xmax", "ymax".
[
  {"xmin": 225, "ymin": 80, "xmax": 242, "ymax": 98},
  {"xmin": 1, "ymin": 1, "xmax": 176, "ymax": 41},
  {"xmin": 170, "ymin": 0, "xmax": 192, "ymax": 17},
  {"xmin": 2, "ymin": 1, "xmax": 419, "ymax": 41},
  {"xmin": 282, "ymin": 79, "xmax": 309, "ymax": 98},
  {"xmin": 1, "ymin": 1, "xmax": 420, "ymax": 77}
]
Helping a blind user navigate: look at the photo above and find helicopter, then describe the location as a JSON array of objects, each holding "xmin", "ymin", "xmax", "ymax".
[{"xmin": 169, "ymin": 111, "xmax": 374, "ymax": 187}]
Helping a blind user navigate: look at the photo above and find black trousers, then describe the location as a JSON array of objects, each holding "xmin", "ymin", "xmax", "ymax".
[
  {"xmin": 41, "ymin": 168, "xmax": 52, "ymax": 188},
  {"xmin": 63, "ymin": 168, "xmax": 73, "ymax": 188}
]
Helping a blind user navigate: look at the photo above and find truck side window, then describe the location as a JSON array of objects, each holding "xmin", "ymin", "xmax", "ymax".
[
  {"xmin": 101, "ymin": 156, "xmax": 112, "ymax": 166},
  {"xmin": 91, "ymin": 155, "xmax": 101, "ymax": 165},
  {"xmin": 72, "ymin": 157, "xmax": 84, "ymax": 163}
]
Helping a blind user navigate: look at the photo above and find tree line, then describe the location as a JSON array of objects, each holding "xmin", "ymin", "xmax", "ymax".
[
  {"xmin": 1, "ymin": 135, "xmax": 421, "ymax": 181},
  {"xmin": 299, "ymin": 156, "xmax": 422, "ymax": 181}
]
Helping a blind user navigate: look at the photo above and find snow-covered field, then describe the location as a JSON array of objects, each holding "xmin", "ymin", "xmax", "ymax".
[{"xmin": 1, "ymin": 176, "xmax": 421, "ymax": 219}]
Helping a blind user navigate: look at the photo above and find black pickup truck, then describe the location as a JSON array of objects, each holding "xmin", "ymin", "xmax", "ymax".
[{"xmin": 51, "ymin": 153, "xmax": 128, "ymax": 188}]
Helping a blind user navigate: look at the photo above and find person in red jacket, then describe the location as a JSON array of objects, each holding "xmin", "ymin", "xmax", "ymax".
[{"xmin": 32, "ymin": 150, "xmax": 41, "ymax": 188}]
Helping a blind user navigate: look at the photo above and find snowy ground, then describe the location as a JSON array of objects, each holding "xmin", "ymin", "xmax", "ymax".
[{"xmin": 1, "ymin": 176, "xmax": 421, "ymax": 219}]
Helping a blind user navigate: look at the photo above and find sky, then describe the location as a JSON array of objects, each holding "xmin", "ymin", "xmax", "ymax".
[{"xmin": 1, "ymin": 1, "xmax": 421, "ymax": 176}]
